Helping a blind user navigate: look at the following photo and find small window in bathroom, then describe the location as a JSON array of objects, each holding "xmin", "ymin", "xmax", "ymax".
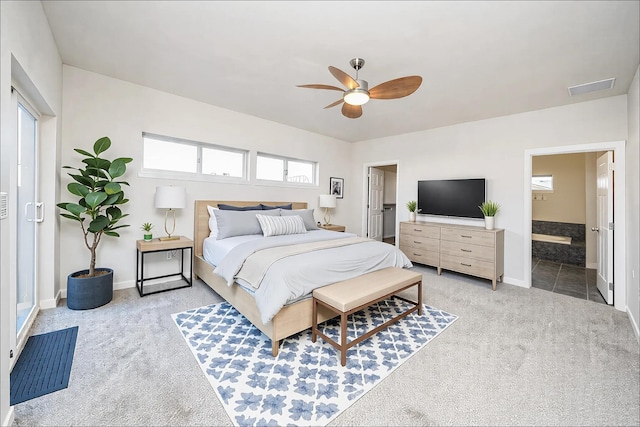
[{"xmin": 532, "ymin": 175, "xmax": 553, "ymax": 192}]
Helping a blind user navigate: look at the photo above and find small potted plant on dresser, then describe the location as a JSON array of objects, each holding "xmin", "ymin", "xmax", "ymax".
[
  {"xmin": 141, "ymin": 222, "xmax": 153, "ymax": 241},
  {"xmin": 479, "ymin": 200, "xmax": 500, "ymax": 230},
  {"xmin": 406, "ymin": 200, "xmax": 420, "ymax": 222},
  {"xmin": 57, "ymin": 136, "xmax": 132, "ymax": 310}
]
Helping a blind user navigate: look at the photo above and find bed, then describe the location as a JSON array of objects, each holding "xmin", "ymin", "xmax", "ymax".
[{"xmin": 193, "ymin": 200, "xmax": 412, "ymax": 356}]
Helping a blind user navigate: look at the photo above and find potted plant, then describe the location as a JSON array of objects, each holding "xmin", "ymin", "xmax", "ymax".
[
  {"xmin": 479, "ymin": 200, "xmax": 500, "ymax": 230},
  {"xmin": 57, "ymin": 136, "xmax": 132, "ymax": 310},
  {"xmin": 406, "ymin": 200, "xmax": 420, "ymax": 222},
  {"xmin": 141, "ymin": 222, "xmax": 153, "ymax": 241}
]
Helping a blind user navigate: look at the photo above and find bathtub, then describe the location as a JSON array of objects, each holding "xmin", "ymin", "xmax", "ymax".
[{"xmin": 532, "ymin": 233, "xmax": 572, "ymax": 245}]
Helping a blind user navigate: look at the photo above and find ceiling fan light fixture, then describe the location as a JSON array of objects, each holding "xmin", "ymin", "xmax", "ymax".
[{"xmin": 343, "ymin": 89, "xmax": 370, "ymax": 106}]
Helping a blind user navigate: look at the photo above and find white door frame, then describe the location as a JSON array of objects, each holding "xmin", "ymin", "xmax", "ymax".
[
  {"xmin": 524, "ymin": 141, "xmax": 626, "ymax": 312},
  {"xmin": 361, "ymin": 160, "xmax": 399, "ymax": 239}
]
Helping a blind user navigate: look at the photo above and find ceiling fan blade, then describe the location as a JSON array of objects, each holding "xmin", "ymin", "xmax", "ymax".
[
  {"xmin": 297, "ymin": 84, "xmax": 345, "ymax": 92},
  {"xmin": 341, "ymin": 103, "xmax": 362, "ymax": 119},
  {"xmin": 324, "ymin": 99, "xmax": 344, "ymax": 109},
  {"xmin": 369, "ymin": 76, "xmax": 423, "ymax": 99},
  {"xmin": 329, "ymin": 66, "xmax": 359, "ymax": 90}
]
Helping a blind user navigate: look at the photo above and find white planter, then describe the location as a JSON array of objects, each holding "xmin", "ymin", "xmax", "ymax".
[
  {"xmin": 484, "ymin": 216, "xmax": 495, "ymax": 230},
  {"xmin": 409, "ymin": 212, "xmax": 416, "ymax": 222}
]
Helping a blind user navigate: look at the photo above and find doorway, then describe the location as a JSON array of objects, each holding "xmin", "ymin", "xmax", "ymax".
[
  {"xmin": 524, "ymin": 141, "xmax": 627, "ymax": 312},
  {"xmin": 10, "ymin": 88, "xmax": 43, "ymax": 367},
  {"xmin": 363, "ymin": 162, "xmax": 399, "ymax": 245}
]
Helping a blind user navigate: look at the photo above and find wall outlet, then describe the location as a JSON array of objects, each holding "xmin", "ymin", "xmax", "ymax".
[{"xmin": 166, "ymin": 252, "xmax": 173, "ymax": 260}]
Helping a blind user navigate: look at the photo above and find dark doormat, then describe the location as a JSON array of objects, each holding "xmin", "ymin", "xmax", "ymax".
[{"xmin": 10, "ymin": 326, "xmax": 78, "ymax": 405}]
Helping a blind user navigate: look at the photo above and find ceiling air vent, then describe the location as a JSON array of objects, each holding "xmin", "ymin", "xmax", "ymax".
[{"xmin": 568, "ymin": 78, "xmax": 616, "ymax": 96}]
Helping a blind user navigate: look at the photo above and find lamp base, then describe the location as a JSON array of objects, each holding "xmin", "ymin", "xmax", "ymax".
[{"xmin": 159, "ymin": 236, "xmax": 180, "ymax": 241}]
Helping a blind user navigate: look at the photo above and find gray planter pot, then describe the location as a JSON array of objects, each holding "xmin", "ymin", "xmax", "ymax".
[{"xmin": 67, "ymin": 268, "xmax": 113, "ymax": 310}]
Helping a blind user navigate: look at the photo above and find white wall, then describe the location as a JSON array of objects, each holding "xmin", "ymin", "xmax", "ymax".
[
  {"xmin": 349, "ymin": 96, "xmax": 629, "ymax": 286},
  {"xmin": 60, "ymin": 66, "xmax": 353, "ymax": 291},
  {"xmin": 0, "ymin": 1, "xmax": 63, "ymax": 425},
  {"xmin": 626, "ymin": 65, "xmax": 640, "ymax": 340}
]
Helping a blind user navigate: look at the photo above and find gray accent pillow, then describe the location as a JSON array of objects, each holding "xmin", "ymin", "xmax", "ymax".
[
  {"xmin": 213, "ymin": 209, "xmax": 280, "ymax": 239},
  {"xmin": 280, "ymin": 209, "xmax": 319, "ymax": 230},
  {"xmin": 218, "ymin": 203, "xmax": 263, "ymax": 211}
]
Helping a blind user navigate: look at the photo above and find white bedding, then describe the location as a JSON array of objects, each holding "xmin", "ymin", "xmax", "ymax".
[{"xmin": 207, "ymin": 230, "xmax": 412, "ymax": 324}]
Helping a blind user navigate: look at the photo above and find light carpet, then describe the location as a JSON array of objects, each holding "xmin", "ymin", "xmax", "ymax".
[{"xmin": 172, "ymin": 298, "xmax": 457, "ymax": 426}]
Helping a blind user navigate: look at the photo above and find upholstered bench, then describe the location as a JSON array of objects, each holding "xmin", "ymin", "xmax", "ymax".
[{"xmin": 312, "ymin": 267, "xmax": 423, "ymax": 366}]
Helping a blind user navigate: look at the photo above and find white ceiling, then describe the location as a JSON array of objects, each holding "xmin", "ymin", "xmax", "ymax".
[{"xmin": 41, "ymin": 1, "xmax": 640, "ymax": 142}]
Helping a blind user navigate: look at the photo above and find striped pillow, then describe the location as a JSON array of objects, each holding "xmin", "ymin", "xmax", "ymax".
[{"xmin": 256, "ymin": 214, "xmax": 307, "ymax": 237}]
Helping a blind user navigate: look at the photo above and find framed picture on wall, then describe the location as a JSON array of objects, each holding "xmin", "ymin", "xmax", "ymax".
[{"xmin": 330, "ymin": 177, "xmax": 344, "ymax": 199}]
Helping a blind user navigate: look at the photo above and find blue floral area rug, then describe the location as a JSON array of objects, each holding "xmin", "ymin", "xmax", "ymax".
[{"xmin": 172, "ymin": 298, "xmax": 457, "ymax": 427}]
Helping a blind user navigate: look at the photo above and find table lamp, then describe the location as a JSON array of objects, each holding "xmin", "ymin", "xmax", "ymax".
[
  {"xmin": 154, "ymin": 186, "xmax": 186, "ymax": 241},
  {"xmin": 319, "ymin": 194, "xmax": 337, "ymax": 226}
]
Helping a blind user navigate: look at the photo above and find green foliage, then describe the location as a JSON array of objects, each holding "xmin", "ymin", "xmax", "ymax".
[
  {"xmin": 479, "ymin": 200, "xmax": 500, "ymax": 217},
  {"xmin": 57, "ymin": 137, "xmax": 132, "ymax": 277},
  {"xmin": 141, "ymin": 222, "xmax": 153, "ymax": 232},
  {"xmin": 406, "ymin": 200, "xmax": 418, "ymax": 212}
]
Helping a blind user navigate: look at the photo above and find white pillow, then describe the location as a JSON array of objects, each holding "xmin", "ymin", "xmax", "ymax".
[
  {"xmin": 256, "ymin": 214, "xmax": 307, "ymax": 237},
  {"xmin": 207, "ymin": 205, "xmax": 218, "ymax": 239}
]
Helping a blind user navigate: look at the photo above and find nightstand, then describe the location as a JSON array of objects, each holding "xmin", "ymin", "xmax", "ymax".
[
  {"xmin": 136, "ymin": 236, "xmax": 193, "ymax": 296},
  {"xmin": 319, "ymin": 224, "xmax": 346, "ymax": 232}
]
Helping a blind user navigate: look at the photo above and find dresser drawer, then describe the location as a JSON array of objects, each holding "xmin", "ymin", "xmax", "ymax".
[
  {"xmin": 402, "ymin": 247, "xmax": 439, "ymax": 267},
  {"xmin": 440, "ymin": 253, "xmax": 495, "ymax": 279},
  {"xmin": 399, "ymin": 234, "xmax": 439, "ymax": 252},
  {"xmin": 400, "ymin": 222, "xmax": 440, "ymax": 239},
  {"xmin": 440, "ymin": 239, "xmax": 494, "ymax": 262},
  {"xmin": 441, "ymin": 227, "xmax": 495, "ymax": 247}
]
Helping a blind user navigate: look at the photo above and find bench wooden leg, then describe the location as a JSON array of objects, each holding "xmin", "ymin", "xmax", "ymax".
[
  {"xmin": 312, "ymin": 298, "xmax": 318, "ymax": 343},
  {"xmin": 418, "ymin": 280, "xmax": 422, "ymax": 315},
  {"xmin": 340, "ymin": 312, "xmax": 347, "ymax": 366}
]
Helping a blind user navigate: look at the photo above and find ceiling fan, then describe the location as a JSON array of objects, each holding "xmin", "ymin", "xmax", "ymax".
[{"xmin": 297, "ymin": 58, "xmax": 422, "ymax": 119}]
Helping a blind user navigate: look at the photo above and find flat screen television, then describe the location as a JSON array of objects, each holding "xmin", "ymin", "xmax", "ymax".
[{"xmin": 417, "ymin": 178, "xmax": 486, "ymax": 219}]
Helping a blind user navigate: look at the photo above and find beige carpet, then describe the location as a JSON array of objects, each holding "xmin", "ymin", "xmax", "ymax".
[{"xmin": 12, "ymin": 265, "xmax": 640, "ymax": 426}]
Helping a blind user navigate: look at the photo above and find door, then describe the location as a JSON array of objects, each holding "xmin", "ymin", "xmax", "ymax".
[
  {"xmin": 595, "ymin": 151, "xmax": 614, "ymax": 304},
  {"xmin": 367, "ymin": 167, "xmax": 384, "ymax": 241},
  {"xmin": 15, "ymin": 97, "xmax": 41, "ymax": 342}
]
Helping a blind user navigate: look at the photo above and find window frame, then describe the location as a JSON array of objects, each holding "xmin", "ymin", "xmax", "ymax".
[
  {"xmin": 255, "ymin": 151, "xmax": 318, "ymax": 187},
  {"xmin": 531, "ymin": 175, "xmax": 554, "ymax": 192},
  {"xmin": 139, "ymin": 132, "xmax": 249, "ymax": 183}
]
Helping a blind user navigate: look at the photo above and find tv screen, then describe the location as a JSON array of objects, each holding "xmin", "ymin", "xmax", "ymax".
[{"xmin": 418, "ymin": 178, "xmax": 486, "ymax": 219}]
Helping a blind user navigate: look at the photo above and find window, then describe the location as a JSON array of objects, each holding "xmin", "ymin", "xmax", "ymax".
[
  {"xmin": 142, "ymin": 133, "xmax": 247, "ymax": 181},
  {"xmin": 256, "ymin": 153, "xmax": 316, "ymax": 185},
  {"xmin": 532, "ymin": 175, "xmax": 553, "ymax": 191}
]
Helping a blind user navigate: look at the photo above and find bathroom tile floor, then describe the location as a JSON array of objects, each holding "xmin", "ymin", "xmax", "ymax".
[{"xmin": 531, "ymin": 257, "xmax": 606, "ymax": 304}]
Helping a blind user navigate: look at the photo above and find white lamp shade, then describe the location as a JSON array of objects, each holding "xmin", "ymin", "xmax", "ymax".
[
  {"xmin": 154, "ymin": 186, "xmax": 186, "ymax": 209},
  {"xmin": 319, "ymin": 194, "xmax": 337, "ymax": 208}
]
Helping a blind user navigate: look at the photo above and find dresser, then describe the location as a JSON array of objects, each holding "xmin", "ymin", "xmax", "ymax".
[{"xmin": 399, "ymin": 221, "xmax": 504, "ymax": 290}]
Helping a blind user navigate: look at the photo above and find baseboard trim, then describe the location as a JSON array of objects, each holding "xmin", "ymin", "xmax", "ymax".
[
  {"xmin": 628, "ymin": 308, "xmax": 640, "ymax": 344},
  {"xmin": 503, "ymin": 276, "xmax": 527, "ymax": 288},
  {"xmin": 2, "ymin": 406, "xmax": 15, "ymax": 427},
  {"xmin": 40, "ymin": 289, "xmax": 62, "ymax": 309},
  {"xmin": 586, "ymin": 262, "xmax": 597, "ymax": 269}
]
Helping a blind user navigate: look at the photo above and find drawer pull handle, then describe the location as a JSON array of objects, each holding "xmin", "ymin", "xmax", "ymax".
[
  {"xmin": 413, "ymin": 241, "xmax": 422, "ymax": 244},
  {"xmin": 460, "ymin": 249, "xmax": 472, "ymax": 252},
  {"xmin": 461, "ymin": 263, "xmax": 472, "ymax": 267},
  {"xmin": 413, "ymin": 229, "xmax": 422, "ymax": 232},
  {"xmin": 461, "ymin": 235, "xmax": 472, "ymax": 238},
  {"xmin": 413, "ymin": 253, "xmax": 422, "ymax": 257}
]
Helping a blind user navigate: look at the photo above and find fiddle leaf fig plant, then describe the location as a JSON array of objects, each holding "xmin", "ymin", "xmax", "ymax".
[{"xmin": 57, "ymin": 136, "xmax": 132, "ymax": 277}]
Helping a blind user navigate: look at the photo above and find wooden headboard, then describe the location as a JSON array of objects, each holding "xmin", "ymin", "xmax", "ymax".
[{"xmin": 193, "ymin": 200, "xmax": 308, "ymax": 257}]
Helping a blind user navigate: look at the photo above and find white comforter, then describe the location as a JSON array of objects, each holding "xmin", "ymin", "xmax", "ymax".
[{"xmin": 213, "ymin": 231, "xmax": 412, "ymax": 324}]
